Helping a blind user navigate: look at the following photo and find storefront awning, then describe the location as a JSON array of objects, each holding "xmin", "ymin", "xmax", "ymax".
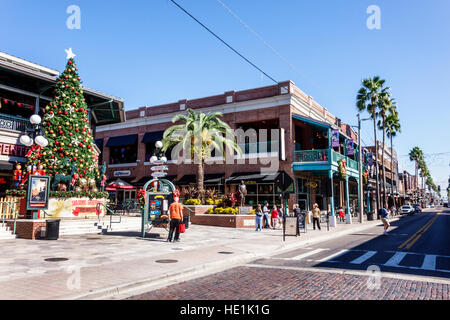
[
  {"xmin": 176, "ymin": 174, "xmax": 225, "ymax": 185},
  {"xmin": 142, "ymin": 131, "xmax": 164, "ymax": 144},
  {"xmin": 0, "ymin": 161, "xmax": 13, "ymax": 171},
  {"xmin": 94, "ymin": 139, "xmax": 103, "ymax": 149},
  {"xmin": 204, "ymin": 174, "xmax": 225, "ymax": 185},
  {"xmin": 225, "ymin": 172, "xmax": 267, "ymax": 184},
  {"xmin": 105, "ymin": 134, "xmax": 138, "ymax": 147}
]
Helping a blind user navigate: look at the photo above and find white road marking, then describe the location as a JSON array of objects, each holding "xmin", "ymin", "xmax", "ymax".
[
  {"xmin": 350, "ymin": 251, "xmax": 377, "ymax": 264},
  {"xmin": 421, "ymin": 255, "xmax": 437, "ymax": 271},
  {"xmin": 317, "ymin": 249, "xmax": 350, "ymax": 262},
  {"xmin": 291, "ymin": 248, "xmax": 327, "ymax": 260},
  {"xmin": 384, "ymin": 252, "xmax": 408, "ymax": 267}
]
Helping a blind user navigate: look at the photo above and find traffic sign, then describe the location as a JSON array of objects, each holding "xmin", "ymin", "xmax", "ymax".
[
  {"xmin": 275, "ymin": 172, "xmax": 294, "ymax": 192},
  {"xmin": 151, "ymin": 172, "xmax": 168, "ymax": 178},
  {"xmin": 151, "ymin": 166, "xmax": 168, "ymax": 171}
]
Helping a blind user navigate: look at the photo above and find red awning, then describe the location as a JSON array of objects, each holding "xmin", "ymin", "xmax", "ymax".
[{"xmin": 105, "ymin": 178, "xmax": 134, "ymax": 190}]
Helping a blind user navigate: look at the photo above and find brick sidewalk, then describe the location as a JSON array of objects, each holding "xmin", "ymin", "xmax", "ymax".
[
  {"xmin": 128, "ymin": 266, "xmax": 449, "ymax": 300},
  {"xmin": 0, "ymin": 217, "xmax": 397, "ymax": 300}
]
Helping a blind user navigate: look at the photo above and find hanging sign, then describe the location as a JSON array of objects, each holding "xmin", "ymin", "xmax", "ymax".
[
  {"xmin": 151, "ymin": 166, "xmax": 168, "ymax": 171},
  {"xmin": 331, "ymin": 129, "xmax": 340, "ymax": 148},
  {"xmin": 151, "ymin": 172, "xmax": 167, "ymax": 178},
  {"xmin": 346, "ymin": 139, "xmax": 354, "ymax": 156}
]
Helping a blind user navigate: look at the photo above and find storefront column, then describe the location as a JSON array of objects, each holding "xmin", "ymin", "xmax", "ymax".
[
  {"xmin": 329, "ymin": 170, "xmax": 336, "ymax": 227},
  {"xmin": 345, "ymin": 177, "xmax": 352, "ymax": 224}
]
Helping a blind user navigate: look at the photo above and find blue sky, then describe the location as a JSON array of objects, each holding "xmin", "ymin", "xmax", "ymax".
[{"xmin": 1, "ymin": 0, "xmax": 449, "ymax": 193}]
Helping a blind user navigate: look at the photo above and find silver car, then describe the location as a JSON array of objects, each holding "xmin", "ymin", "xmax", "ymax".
[{"xmin": 401, "ymin": 205, "xmax": 415, "ymax": 215}]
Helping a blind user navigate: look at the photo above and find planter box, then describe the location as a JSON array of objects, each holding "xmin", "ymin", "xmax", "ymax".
[
  {"xmin": 6, "ymin": 220, "xmax": 46, "ymax": 240},
  {"xmin": 191, "ymin": 214, "xmax": 260, "ymax": 229},
  {"xmin": 183, "ymin": 205, "xmax": 214, "ymax": 218}
]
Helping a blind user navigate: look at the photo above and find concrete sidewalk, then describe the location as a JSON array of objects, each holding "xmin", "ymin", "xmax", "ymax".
[{"xmin": 0, "ymin": 215, "xmax": 402, "ymax": 300}]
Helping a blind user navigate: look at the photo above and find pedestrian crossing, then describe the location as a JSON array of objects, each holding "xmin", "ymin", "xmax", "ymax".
[{"xmin": 273, "ymin": 248, "xmax": 450, "ymax": 273}]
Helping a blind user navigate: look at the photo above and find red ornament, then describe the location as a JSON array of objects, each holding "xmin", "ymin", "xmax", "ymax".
[
  {"xmin": 59, "ymin": 131, "xmax": 63, "ymax": 134},
  {"xmin": 59, "ymin": 101, "xmax": 63, "ymax": 105},
  {"xmin": 68, "ymin": 61, "xmax": 72, "ymax": 64}
]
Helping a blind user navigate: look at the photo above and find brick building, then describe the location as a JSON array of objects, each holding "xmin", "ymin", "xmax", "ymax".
[{"xmin": 96, "ymin": 81, "xmax": 363, "ymax": 224}]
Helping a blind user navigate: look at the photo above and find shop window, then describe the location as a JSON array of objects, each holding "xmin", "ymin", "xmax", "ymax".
[{"xmin": 110, "ymin": 144, "xmax": 137, "ymax": 164}]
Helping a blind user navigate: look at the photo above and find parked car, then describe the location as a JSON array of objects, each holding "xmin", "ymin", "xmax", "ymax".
[
  {"xmin": 401, "ymin": 205, "xmax": 415, "ymax": 215},
  {"xmin": 413, "ymin": 204, "xmax": 422, "ymax": 213}
]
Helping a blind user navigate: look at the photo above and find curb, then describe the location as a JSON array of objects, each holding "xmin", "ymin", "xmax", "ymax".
[{"xmin": 67, "ymin": 217, "xmax": 402, "ymax": 300}]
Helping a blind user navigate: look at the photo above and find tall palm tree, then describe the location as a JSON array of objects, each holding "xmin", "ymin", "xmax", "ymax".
[
  {"xmin": 162, "ymin": 108, "xmax": 242, "ymax": 201},
  {"xmin": 385, "ymin": 107, "xmax": 401, "ymax": 209},
  {"xmin": 409, "ymin": 146, "xmax": 423, "ymax": 202},
  {"xmin": 377, "ymin": 91, "xmax": 394, "ymax": 208},
  {"xmin": 357, "ymin": 76, "xmax": 388, "ymax": 216}
]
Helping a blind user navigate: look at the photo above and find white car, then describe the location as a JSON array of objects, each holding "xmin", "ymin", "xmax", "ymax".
[{"xmin": 401, "ymin": 205, "xmax": 415, "ymax": 215}]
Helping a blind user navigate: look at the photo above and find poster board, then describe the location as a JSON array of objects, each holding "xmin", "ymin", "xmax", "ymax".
[
  {"xmin": 26, "ymin": 175, "xmax": 50, "ymax": 210},
  {"xmin": 284, "ymin": 217, "xmax": 298, "ymax": 236}
]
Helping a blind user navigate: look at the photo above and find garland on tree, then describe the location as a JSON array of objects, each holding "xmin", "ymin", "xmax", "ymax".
[
  {"xmin": 6, "ymin": 189, "xmax": 108, "ymax": 199},
  {"xmin": 26, "ymin": 51, "xmax": 101, "ymax": 191}
]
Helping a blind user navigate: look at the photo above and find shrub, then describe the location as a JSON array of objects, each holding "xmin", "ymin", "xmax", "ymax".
[
  {"xmin": 183, "ymin": 198, "xmax": 202, "ymax": 205},
  {"xmin": 205, "ymin": 208, "xmax": 214, "ymax": 214}
]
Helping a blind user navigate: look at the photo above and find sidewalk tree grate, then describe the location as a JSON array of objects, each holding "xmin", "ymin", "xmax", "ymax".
[
  {"xmin": 218, "ymin": 251, "xmax": 234, "ymax": 255},
  {"xmin": 44, "ymin": 258, "xmax": 69, "ymax": 262},
  {"xmin": 155, "ymin": 259, "xmax": 178, "ymax": 264}
]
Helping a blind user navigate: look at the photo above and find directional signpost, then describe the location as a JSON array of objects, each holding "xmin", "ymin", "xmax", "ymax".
[{"xmin": 274, "ymin": 172, "xmax": 295, "ymax": 242}]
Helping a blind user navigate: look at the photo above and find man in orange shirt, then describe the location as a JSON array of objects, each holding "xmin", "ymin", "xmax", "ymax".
[{"xmin": 167, "ymin": 197, "xmax": 184, "ymax": 242}]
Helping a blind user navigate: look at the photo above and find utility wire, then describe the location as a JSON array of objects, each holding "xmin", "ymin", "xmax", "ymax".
[
  {"xmin": 213, "ymin": 0, "xmax": 316, "ymax": 88},
  {"xmin": 168, "ymin": 0, "xmax": 278, "ymax": 84}
]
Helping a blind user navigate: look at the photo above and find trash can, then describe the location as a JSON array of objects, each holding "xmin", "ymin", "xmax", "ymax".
[
  {"xmin": 367, "ymin": 212, "xmax": 374, "ymax": 221},
  {"xmin": 46, "ymin": 219, "xmax": 61, "ymax": 240},
  {"xmin": 183, "ymin": 213, "xmax": 190, "ymax": 229}
]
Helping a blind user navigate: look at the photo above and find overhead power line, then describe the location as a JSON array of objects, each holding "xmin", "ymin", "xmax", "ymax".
[{"xmin": 168, "ymin": 0, "xmax": 278, "ymax": 84}]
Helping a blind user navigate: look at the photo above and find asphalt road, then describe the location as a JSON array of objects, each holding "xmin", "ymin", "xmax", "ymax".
[
  {"xmin": 255, "ymin": 206, "xmax": 450, "ymax": 279},
  {"xmin": 127, "ymin": 207, "xmax": 450, "ymax": 300}
]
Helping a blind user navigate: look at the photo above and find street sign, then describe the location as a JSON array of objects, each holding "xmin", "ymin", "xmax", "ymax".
[
  {"xmin": 151, "ymin": 166, "xmax": 168, "ymax": 171},
  {"xmin": 151, "ymin": 160, "xmax": 166, "ymax": 165},
  {"xmin": 151, "ymin": 172, "xmax": 167, "ymax": 178},
  {"xmin": 275, "ymin": 172, "xmax": 294, "ymax": 192}
]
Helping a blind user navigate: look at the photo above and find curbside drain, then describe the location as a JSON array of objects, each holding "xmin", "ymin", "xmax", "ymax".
[
  {"xmin": 44, "ymin": 258, "xmax": 69, "ymax": 262},
  {"xmin": 155, "ymin": 259, "xmax": 178, "ymax": 264},
  {"xmin": 218, "ymin": 251, "xmax": 234, "ymax": 255}
]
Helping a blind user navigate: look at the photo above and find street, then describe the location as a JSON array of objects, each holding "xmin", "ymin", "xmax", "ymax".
[{"xmin": 128, "ymin": 207, "xmax": 450, "ymax": 300}]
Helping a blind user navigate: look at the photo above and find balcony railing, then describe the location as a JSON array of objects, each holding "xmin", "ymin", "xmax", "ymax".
[
  {"xmin": 293, "ymin": 148, "xmax": 359, "ymax": 172},
  {"xmin": 293, "ymin": 149, "xmax": 329, "ymax": 163},
  {"xmin": 0, "ymin": 113, "xmax": 31, "ymax": 132}
]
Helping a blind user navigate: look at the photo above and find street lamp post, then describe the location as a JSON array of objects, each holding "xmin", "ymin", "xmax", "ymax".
[
  {"xmin": 19, "ymin": 115, "xmax": 48, "ymax": 149},
  {"xmin": 19, "ymin": 114, "xmax": 48, "ymax": 219},
  {"xmin": 355, "ymin": 114, "xmax": 372, "ymax": 223}
]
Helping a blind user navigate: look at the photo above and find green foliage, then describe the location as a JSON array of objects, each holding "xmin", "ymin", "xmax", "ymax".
[
  {"xmin": 183, "ymin": 198, "xmax": 202, "ymax": 205},
  {"xmin": 27, "ymin": 57, "xmax": 100, "ymax": 181},
  {"xmin": 5, "ymin": 189, "xmax": 108, "ymax": 199}
]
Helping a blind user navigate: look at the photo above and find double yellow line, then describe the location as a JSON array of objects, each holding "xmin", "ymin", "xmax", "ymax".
[{"xmin": 398, "ymin": 211, "xmax": 441, "ymax": 250}]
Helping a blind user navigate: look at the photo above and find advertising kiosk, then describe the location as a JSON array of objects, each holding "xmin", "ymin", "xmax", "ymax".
[{"xmin": 141, "ymin": 178, "xmax": 177, "ymax": 238}]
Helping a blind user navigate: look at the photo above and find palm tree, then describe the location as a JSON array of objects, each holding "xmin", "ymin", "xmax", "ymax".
[
  {"xmin": 162, "ymin": 108, "xmax": 242, "ymax": 201},
  {"xmin": 357, "ymin": 76, "xmax": 388, "ymax": 216},
  {"xmin": 377, "ymin": 91, "xmax": 394, "ymax": 208},
  {"xmin": 409, "ymin": 146, "xmax": 423, "ymax": 202},
  {"xmin": 385, "ymin": 107, "xmax": 401, "ymax": 210}
]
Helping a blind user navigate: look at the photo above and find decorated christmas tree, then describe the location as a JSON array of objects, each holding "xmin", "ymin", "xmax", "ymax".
[{"xmin": 26, "ymin": 49, "xmax": 100, "ymax": 191}]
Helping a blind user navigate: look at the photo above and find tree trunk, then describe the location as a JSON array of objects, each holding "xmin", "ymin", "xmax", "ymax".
[
  {"xmin": 382, "ymin": 115, "xmax": 387, "ymax": 208},
  {"xmin": 197, "ymin": 162, "xmax": 205, "ymax": 203},
  {"xmin": 390, "ymin": 134, "xmax": 395, "ymax": 210}
]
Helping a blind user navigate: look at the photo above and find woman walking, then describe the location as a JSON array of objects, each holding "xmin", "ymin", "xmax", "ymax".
[
  {"xmin": 271, "ymin": 205, "xmax": 280, "ymax": 229},
  {"xmin": 255, "ymin": 204, "xmax": 263, "ymax": 231}
]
